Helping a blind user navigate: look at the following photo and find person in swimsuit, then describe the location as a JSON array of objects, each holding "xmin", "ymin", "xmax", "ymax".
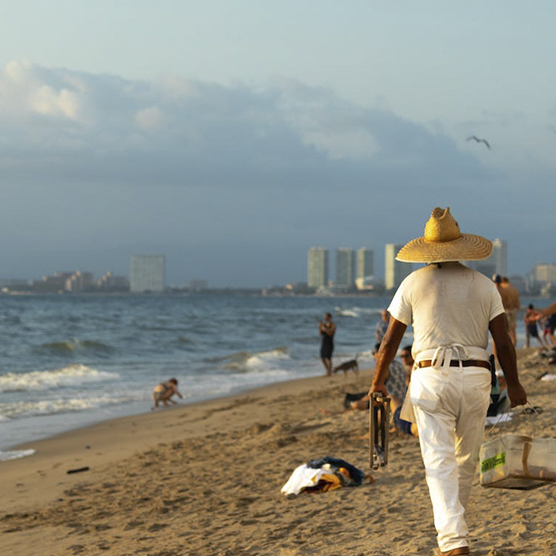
[
  {"xmin": 319, "ymin": 313, "xmax": 336, "ymax": 376},
  {"xmin": 152, "ymin": 378, "xmax": 183, "ymax": 408}
]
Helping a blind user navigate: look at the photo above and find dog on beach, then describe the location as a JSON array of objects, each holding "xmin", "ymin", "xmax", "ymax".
[{"xmin": 333, "ymin": 358, "xmax": 359, "ymax": 376}]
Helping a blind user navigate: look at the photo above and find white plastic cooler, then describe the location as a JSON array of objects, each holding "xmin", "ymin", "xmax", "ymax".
[{"xmin": 480, "ymin": 434, "xmax": 556, "ymax": 490}]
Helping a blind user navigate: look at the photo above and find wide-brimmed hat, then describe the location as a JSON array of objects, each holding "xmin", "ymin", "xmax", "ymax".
[{"xmin": 396, "ymin": 207, "xmax": 492, "ymax": 263}]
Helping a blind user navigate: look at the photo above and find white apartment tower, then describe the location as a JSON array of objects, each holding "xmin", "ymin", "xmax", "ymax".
[
  {"xmin": 491, "ymin": 239, "xmax": 508, "ymax": 277},
  {"xmin": 307, "ymin": 248, "xmax": 329, "ymax": 289},
  {"xmin": 335, "ymin": 248, "xmax": 355, "ymax": 289},
  {"xmin": 357, "ymin": 248, "xmax": 374, "ymax": 280},
  {"xmin": 130, "ymin": 255, "xmax": 165, "ymax": 293},
  {"xmin": 385, "ymin": 244, "xmax": 413, "ymax": 290}
]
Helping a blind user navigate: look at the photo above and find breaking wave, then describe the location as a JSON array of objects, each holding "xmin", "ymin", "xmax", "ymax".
[
  {"xmin": 0, "ymin": 365, "xmax": 119, "ymax": 393},
  {"xmin": 335, "ymin": 308, "xmax": 361, "ymax": 318},
  {"xmin": 215, "ymin": 347, "xmax": 290, "ymax": 372},
  {"xmin": 1, "ymin": 395, "xmax": 137, "ymax": 420}
]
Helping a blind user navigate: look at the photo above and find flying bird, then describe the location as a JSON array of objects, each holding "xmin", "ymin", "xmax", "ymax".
[{"xmin": 466, "ymin": 135, "xmax": 491, "ymax": 149}]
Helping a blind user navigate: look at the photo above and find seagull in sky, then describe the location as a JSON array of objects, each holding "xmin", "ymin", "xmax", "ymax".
[{"xmin": 466, "ymin": 135, "xmax": 491, "ymax": 149}]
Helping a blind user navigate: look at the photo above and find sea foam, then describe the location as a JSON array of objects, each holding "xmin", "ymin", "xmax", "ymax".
[
  {"xmin": 0, "ymin": 364, "xmax": 119, "ymax": 392},
  {"xmin": 0, "ymin": 449, "xmax": 35, "ymax": 462},
  {"xmin": 1, "ymin": 394, "xmax": 139, "ymax": 420},
  {"xmin": 221, "ymin": 347, "xmax": 290, "ymax": 373}
]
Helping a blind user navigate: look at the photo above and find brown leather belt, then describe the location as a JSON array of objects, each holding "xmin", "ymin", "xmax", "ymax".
[{"xmin": 418, "ymin": 359, "xmax": 491, "ymax": 370}]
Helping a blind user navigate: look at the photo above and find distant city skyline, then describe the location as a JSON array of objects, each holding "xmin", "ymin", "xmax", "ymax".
[
  {"xmin": 1, "ymin": 238, "xmax": 553, "ymax": 290},
  {"xmin": 2, "ymin": 256, "xmax": 556, "ymax": 296}
]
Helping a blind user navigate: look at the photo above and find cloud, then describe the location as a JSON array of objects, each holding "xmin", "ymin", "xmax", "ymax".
[
  {"xmin": 0, "ymin": 60, "xmax": 487, "ymax": 190},
  {"xmin": 134, "ymin": 105, "xmax": 167, "ymax": 131}
]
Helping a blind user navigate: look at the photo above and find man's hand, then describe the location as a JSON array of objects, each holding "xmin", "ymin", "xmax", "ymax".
[
  {"xmin": 507, "ymin": 382, "xmax": 528, "ymax": 408},
  {"xmin": 369, "ymin": 382, "xmax": 388, "ymax": 398}
]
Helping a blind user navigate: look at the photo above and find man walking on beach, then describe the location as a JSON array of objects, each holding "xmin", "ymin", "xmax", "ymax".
[{"xmin": 370, "ymin": 207, "xmax": 527, "ymax": 556}]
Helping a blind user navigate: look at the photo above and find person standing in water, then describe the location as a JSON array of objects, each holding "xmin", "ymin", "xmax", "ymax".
[{"xmin": 319, "ymin": 313, "xmax": 336, "ymax": 376}]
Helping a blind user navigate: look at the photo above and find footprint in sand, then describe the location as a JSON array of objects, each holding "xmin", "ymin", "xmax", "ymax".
[
  {"xmin": 124, "ymin": 520, "xmax": 144, "ymax": 530},
  {"xmin": 148, "ymin": 523, "xmax": 169, "ymax": 532}
]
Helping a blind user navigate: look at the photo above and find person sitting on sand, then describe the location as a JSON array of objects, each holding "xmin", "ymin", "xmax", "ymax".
[
  {"xmin": 152, "ymin": 378, "xmax": 183, "ymax": 408},
  {"xmin": 341, "ymin": 344, "xmax": 418, "ymax": 437}
]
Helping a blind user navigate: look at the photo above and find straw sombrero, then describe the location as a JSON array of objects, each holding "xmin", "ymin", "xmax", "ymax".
[{"xmin": 395, "ymin": 207, "xmax": 492, "ymax": 263}]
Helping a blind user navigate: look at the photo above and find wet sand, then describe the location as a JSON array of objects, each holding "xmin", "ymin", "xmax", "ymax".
[{"xmin": 2, "ymin": 348, "xmax": 556, "ymax": 556}]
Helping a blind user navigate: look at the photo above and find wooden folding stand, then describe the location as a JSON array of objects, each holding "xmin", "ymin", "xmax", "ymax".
[{"xmin": 369, "ymin": 393, "xmax": 390, "ymax": 470}]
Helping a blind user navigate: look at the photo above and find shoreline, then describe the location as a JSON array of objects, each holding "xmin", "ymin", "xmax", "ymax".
[
  {"xmin": 1, "ymin": 363, "xmax": 336, "ymax": 453},
  {"xmin": 2, "ymin": 347, "xmax": 556, "ymax": 556},
  {"xmin": 1, "ymin": 369, "xmax": 362, "ymax": 513}
]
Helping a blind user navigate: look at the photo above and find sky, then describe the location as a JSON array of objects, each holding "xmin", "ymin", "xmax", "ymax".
[{"xmin": 1, "ymin": 1, "xmax": 555, "ymax": 287}]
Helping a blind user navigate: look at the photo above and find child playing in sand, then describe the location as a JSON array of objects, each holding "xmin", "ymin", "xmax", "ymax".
[{"xmin": 152, "ymin": 378, "xmax": 183, "ymax": 409}]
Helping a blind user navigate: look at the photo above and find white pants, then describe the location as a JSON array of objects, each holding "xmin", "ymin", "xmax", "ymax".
[{"xmin": 411, "ymin": 364, "xmax": 491, "ymax": 552}]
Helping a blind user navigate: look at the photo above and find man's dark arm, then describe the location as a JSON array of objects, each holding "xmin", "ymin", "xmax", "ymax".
[
  {"xmin": 489, "ymin": 313, "xmax": 527, "ymax": 407},
  {"xmin": 370, "ymin": 317, "xmax": 407, "ymax": 397}
]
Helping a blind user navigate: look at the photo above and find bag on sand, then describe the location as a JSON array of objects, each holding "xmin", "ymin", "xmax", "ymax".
[{"xmin": 480, "ymin": 434, "xmax": 556, "ymax": 490}]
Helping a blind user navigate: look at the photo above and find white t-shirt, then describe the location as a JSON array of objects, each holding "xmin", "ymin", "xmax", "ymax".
[{"xmin": 388, "ymin": 262, "xmax": 505, "ymax": 362}]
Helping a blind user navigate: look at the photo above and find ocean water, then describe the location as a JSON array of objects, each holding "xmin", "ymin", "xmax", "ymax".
[
  {"xmin": 0, "ymin": 293, "xmax": 538, "ymax": 460},
  {"xmin": 0, "ymin": 294, "xmax": 393, "ymax": 456}
]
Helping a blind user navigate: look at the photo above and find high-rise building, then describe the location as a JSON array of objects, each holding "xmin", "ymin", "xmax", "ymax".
[
  {"xmin": 130, "ymin": 255, "xmax": 165, "ymax": 293},
  {"xmin": 98, "ymin": 272, "xmax": 130, "ymax": 291},
  {"xmin": 357, "ymin": 248, "xmax": 374, "ymax": 280},
  {"xmin": 468, "ymin": 238, "xmax": 507, "ymax": 278},
  {"xmin": 385, "ymin": 244, "xmax": 413, "ymax": 290},
  {"xmin": 335, "ymin": 248, "xmax": 355, "ymax": 290},
  {"xmin": 531, "ymin": 263, "xmax": 556, "ymax": 284},
  {"xmin": 65, "ymin": 271, "xmax": 95, "ymax": 292},
  {"xmin": 491, "ymin": 239, "xmax": 508, "ymax": 276},
  {"xmin": 307, "ymin": 247, "xmax": 329, "ymax": 289}
]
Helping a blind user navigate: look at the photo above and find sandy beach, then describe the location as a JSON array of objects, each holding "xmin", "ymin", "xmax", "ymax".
[{"xmin": 2, "ymin": 348, "xmax": 556, "ymax": 556}]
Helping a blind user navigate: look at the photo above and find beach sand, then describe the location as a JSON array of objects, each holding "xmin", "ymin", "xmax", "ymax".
[{"xmin": 2, "ymin": 348, "xmax": 556, "ymax": 556}]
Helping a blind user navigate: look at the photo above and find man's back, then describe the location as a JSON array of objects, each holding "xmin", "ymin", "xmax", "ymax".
[{"xmin": 389, "ymin": 262, "xmax": 505, "ymax": 360}]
